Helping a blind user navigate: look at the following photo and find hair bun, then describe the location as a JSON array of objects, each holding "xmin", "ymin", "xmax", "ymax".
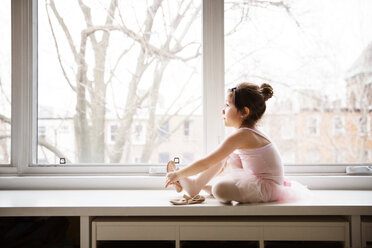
[{"xmin": 260, "ymin": 83, "xmax": 273, "ymax": 101}]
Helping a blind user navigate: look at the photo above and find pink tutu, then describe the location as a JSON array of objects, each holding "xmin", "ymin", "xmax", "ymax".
[
  {"xmin": 215, "ymin": 127, "xmax": 310, "ymax": 204},
  {"xmin": 276, "ymin": 180, "xmax": 311, "ymax": 202},
  {"xmin": 221, "ymin": 168, "xmax": 309, "ymax": 203}
]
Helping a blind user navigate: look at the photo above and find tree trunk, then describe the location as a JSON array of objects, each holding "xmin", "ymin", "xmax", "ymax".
[
  {"xmin": 109, "ymin": 0, "xmax": 163, "ymax": 163},
  {"xmin": 140, "ymin": 60, "xmax": 169, "ymax": 163},
  {"xmin": 75, "ymin": 35, "xmax": 91, "ymax": 163}
]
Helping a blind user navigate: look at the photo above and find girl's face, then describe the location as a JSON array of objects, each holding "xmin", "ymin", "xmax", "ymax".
[{"xmin": 222, "ymin": 95, "xmax": 243, "ymax": 128}]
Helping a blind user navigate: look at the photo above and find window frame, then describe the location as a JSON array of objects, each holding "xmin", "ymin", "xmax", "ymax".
[{"xmin": 1, "ymin": 0, "xmax": 371, "ymax": 190}]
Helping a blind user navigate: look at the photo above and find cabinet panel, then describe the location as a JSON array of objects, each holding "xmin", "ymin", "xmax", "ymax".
[
  {"xmin": 96, "ymin": 224, "xmax": 178, "ymax": 240},
  {"xmin": 180, "ymin": 225, "xmax": 261, "ymax": 240},
  {"xmin": 264, "ymin": 226, "xmax": 346, "ymax": 241}
]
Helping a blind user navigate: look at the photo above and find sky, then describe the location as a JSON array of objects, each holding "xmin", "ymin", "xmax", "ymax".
[
  {"xmin": 225, "ymin": 0, "xmax": 372, "ymax": 106},
  {"xmin": 1, "ymin": 0, "xmax": 372, "ymax": 117}
]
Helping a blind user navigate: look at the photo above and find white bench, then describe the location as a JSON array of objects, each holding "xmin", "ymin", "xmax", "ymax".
[{"xmin": 0, "ymin": 190, "xmax": 371, "ymax": 248}]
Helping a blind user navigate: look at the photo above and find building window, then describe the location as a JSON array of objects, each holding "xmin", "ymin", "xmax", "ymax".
[
  {"xmin": 184, "ymin": 120, "xmax": 192, "ymax": 137},
  {"xmin": 333, "ymin": 116, "xmax": 345, "ymax": 136},
  {"xmin": 307, "ymin": 117, "xmax": 319, "ymax": 136},
  {"xmin": 58, "ymin": 125, "xmax": 69, "ymax": 135},
  {"xmin": 110, "ymin": 125, "xmax": 118, "ymax": 143},
  {"xmin": 132, "ymin": 123, "xmax": 145, "ymax": 145},
  {"xmin": 358, "ymin": 115, "xmax": 370, "ymax": 135},
  {"xmin": 159, "ymin": 121, "xmax": 169, "ymax": 139},
  {"xmin": 38, "ymin": 126, "xmax": 46, "ymax": 139}
]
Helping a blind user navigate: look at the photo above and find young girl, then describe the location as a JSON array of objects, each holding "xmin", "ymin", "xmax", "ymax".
[{"xmin": 165, "ymin": 82, "xmax": 304, "ymax": 204}]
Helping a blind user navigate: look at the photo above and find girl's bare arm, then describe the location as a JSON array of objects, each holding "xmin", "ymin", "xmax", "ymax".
[{"xmin": 177, "ymin": 131, "xmax": 245, "ymax": 178}]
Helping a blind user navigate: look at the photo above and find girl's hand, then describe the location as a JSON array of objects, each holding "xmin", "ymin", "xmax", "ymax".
[{"xmin": 165, "ymin": 171, "xmax": 180, "ymax": 188}]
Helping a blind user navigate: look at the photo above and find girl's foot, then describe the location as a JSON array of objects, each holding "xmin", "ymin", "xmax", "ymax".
[
  {"xmin": 202, "ymin": 185, "xmax": 214, "ymax": 196},
  {"xmin": 166, "ymin": 161, "xmax": 183, "ymax": 193}
]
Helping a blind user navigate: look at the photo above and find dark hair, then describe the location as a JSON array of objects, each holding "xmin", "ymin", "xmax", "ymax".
[{"xmin": 229, "ymin": 82, "xmax": 273, "ymax": 128}]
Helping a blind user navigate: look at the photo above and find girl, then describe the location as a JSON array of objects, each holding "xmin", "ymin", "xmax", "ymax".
[{"xmin": 165, "ymin": 82, "xmax": 303, "ymax": 204}]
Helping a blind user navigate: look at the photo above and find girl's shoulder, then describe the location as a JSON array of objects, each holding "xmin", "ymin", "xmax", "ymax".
[
  {"xmin": 235, "ymin": 127, "xmax": 257, "ymax": 136},
  {"xmin": 235, "ymin": 127, "xmax": 271, "ymax": 149}
]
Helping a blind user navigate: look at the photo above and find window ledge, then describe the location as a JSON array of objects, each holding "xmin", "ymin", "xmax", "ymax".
[
  {"xmin": 0, "ymin": 189, "xmax": 371, "ymax": 217},
  {"xmin": 0, "ymin": 175, "xmax": 371, "ymax": 190}
]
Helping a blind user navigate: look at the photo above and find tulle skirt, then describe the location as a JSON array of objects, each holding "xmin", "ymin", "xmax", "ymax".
[{"xmin": 218, "ymin": 168, "xmax": 309, "ymax": 203}]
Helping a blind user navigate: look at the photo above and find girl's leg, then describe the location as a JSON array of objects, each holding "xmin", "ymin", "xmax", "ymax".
[
  {"xmin": 179, "ymin": 162, "xmax": 224, "ymax": 197},
  {"xmin": 212, "ymin": 179, "xmax": 245, "ymax": 203},
  {"xmin": 202, "ymin": 185, "xmax": 213, "ymax": 195}
]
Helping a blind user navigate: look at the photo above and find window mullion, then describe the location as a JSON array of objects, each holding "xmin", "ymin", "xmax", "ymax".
[
  {"xmin": 203, "ymin": 0, "xmax": 224, "ymax": 155},
  {"xmin": 11, "ymin": 0, "xmax": 37, "ymax": 174}
]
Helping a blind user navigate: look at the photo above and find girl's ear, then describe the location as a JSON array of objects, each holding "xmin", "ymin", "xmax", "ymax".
[{"xmin": 241, "ymin": 107, "xmax": 250, "ymax": 118}]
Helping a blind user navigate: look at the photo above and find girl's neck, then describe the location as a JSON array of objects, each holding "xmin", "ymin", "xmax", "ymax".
[{"xmin": 239, "ymin": 124, "xmax": 255, "ymax": 129}]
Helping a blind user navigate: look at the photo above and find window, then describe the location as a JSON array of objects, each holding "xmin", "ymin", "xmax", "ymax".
[
  {"xmin": 358, "ymin": 115, "xmax": 371, "ymax": 135},
  {"xmin": 0, "ymin": 0, "xmax": 11, "ymax": 165},
  {"xmin": 37, "ymin": 0, "xmax": 202, "ymax": 164},
  {"xmin": 225, "ymin": 0, "xmax": 372, "ymax": 164},
  {"xmin": 4, "ymin": 0, "xmax": 372, "ymax": 179},
  {"xmin": 110, "ymin": 124, "xmax": 118, "ymax": 143},
  {"xmin": 159, "ymin": 121, "xmax": 170, "ymax": 139},
  {"xmin": 132, "ymin": 123, "xmax": 145, "ymax": 145},
  {"xmin": 184, "ymin": 120, "xmax": 192, "ymax": 137},
  {"xmin": 333, "ymin": 116, "xmax": 345, "ymax": 136},
  {"xmin": 38, "ymin": 126, "xmax": 46, "ymax": 139},
  {"xmin": 307, "ymin": 116, "xmax": 319, "ymax": 137}
]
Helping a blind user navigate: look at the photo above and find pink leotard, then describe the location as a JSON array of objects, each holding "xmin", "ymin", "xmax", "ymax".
[
  {"xmin": 221, "ymin": 127, "xmax": 304, "ymax": 203},
  {"xmin": 230, "ymin": 127, "xmax": 284, "ymax": 184}
]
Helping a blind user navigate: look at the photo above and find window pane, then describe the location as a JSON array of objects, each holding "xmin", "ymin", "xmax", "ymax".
[
  {"xmin": 0, "ymin": 0, "xmax": 11, "ymax": 165},
  {"xmin": 225, "ymin": 0, "xmax": 372, "ymax": 164},
  {"xmin": 38, "ymin": 0, "xmax": 202, "ymax": 164}
]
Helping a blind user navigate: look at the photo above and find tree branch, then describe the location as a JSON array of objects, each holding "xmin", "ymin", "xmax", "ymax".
[
  {"xmin": 38, "ymin": 137, "xmax": 72, "ymax": 164},
  {"xmin": 46, "ymin": 1, "xmax": 76, "ymax": 92},
  {"xmin": 0, "ymin": 114, "xmax": 10, "ymax": 124},
  {"xmin": 49, "ymin": 0, "xmax": 79, "ymax": 63},
  {"xmin": 105, "ymin": 41, "xmax": 135, "ymax": 87},
  {"xmin": 0, "ymin": 135, "xmax": 10, "ymax": 140},
  {"xmin": 77, "ymin": 0, "xmax": 98, "ymax": 47}
]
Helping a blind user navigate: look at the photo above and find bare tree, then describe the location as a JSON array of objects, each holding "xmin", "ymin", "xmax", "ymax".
[{"xmin": 46, "ymin": 0, "xmax": 202, "ymax": 163}]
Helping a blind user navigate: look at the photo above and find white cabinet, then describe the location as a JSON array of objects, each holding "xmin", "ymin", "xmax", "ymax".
[{"xmin": 92, "ymin": 217, "xmax": 350, "ymax": 248}]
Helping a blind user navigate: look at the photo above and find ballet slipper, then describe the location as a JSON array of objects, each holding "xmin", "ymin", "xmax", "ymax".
[
  {"xmin": 187, "ymin": 195, "xmax": 205, "ymax": 204},
  {"xmin": 166, "ymin": 161, "xmax": 183, "ymax": 193},
  {"xmin": 170, "ymin": 194, "xmax": 205, "ymax": 205}
]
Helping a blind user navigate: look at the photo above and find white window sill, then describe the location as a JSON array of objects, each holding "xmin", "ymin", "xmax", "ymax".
[
  {"xmin": 0, "ymin": 189, "xmax": 371, "ymax": 217},
  {"xmin": 0, "ymin": 175, "xmax": 371, "ymax": 190}
]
